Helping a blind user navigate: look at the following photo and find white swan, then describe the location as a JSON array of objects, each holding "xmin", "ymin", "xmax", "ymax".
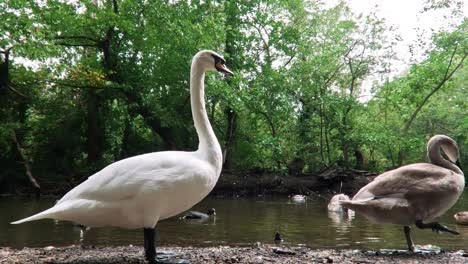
[
  {"xmin": 11, "ymin": 50, "xmax": 233, "ymax": 263},
  {"xmin": 340, "ymin": 135, "xmax": 464, "ymax": 251}
]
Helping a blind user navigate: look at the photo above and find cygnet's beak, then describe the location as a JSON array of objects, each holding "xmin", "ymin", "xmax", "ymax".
[{"xmin": 216, "ymin": 62, "xmax": 234, "ymax": 76}]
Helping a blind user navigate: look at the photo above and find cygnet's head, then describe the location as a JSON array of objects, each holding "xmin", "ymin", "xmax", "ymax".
[
  {"xmin": 207, "ymin": 208, "xmax": 216, "ymax": 216},
  {"xmin": 428, "ymin": 135, "xmax": 460, "ymax": 163},
  {"xmin": 193, "ymin": 50, "xmax": 233, "ymax": 76}
]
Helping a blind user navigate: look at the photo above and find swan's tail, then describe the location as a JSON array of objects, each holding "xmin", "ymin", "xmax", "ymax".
[
  {"xmin": 337, "ymin": 199, "xmax": 372, "ymax": 211},
  {"xmin": 338, "ymin": 200, "xmax": 365, "ymax": 205},
  {"xmin": 11, "ymin": 207, "xmax": 60, "ymax": 224}
]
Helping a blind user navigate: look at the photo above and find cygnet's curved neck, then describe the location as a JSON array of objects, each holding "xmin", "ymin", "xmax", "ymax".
[
  {"xmin": 428, "ymin": 139, "xmax": 463, "ymax": 175},
  {"xmin": 190, "ymin": 58, "xmax": 222, "ymax": 171}
]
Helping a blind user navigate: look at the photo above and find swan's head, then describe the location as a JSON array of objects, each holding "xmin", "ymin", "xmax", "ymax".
[
  {"xmin": 428, "ymin": 135, "xmax": 460, "ymax": 163},
  {"xmin": 193, "ymin": 50, "xmax": 233, "ymax": 76}
]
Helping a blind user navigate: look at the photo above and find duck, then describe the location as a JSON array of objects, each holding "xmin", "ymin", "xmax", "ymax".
[
  {"xmin": 289, "ymin": 194, "xmax": 306, "ymax": 202},
  {"xmin": 274, "ymin": 232, "xmax": 283, "ymax": 245},
  {"xmin": 340, "ymin": 135, "xmax": 464, "ymax": 252},
  {"xmin": 11, "ymin": 50, "xmax": 233, "ymax": 264},
  {"xmin": 182, "ymin": 208, "xmax": 216, "ymax": 220},
  {"xmin": 327, "ymin": 193, "xmax": 350, "ymax": 212},
  {"xmin": 454, "ymin": 212, "xmax": 468, "ymax": 225}
]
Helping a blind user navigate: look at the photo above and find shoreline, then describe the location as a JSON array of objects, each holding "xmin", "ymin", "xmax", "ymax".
[
  {"xmin": 2, "ymin": 168, "xmax": 378, "ymax": 199},
  {"xmin": 1, "ymin": 244, "xmax": 467, "ymax": 264}
]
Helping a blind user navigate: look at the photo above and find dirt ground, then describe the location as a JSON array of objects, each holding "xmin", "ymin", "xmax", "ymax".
[{"xmin": 1, "ymin": 244, "xmax": 467, "ymax": 264}]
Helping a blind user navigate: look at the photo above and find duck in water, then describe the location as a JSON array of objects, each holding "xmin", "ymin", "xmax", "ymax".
[
  {"xmin": 274, "ymin": 232, "xmax": 283, "ymax": 245},
  {"xmin": 182, "ymin": 208, "xmax": 216, "ymax": 221}
]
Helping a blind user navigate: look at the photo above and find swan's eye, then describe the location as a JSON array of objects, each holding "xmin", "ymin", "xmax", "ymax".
[
  {"xmin": 212, "ymin": 54, "xmax": 233, "ymax": 76},
  {"xmin": 211, "ymin": 54, "xmax": 226, "ymax": 65}
]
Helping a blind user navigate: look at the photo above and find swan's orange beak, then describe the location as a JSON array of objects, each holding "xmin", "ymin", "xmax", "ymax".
[{"xmin": 215, "ymin": 62, "xmax": 233, "ymax": 76}]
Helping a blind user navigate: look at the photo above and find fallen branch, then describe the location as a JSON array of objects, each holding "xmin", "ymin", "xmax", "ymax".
[{"xmin": 11, "ymin": 129, "xmax": 40, "ymax": 197}]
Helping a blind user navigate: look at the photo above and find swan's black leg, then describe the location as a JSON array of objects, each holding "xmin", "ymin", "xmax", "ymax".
[
  {"xmin": 415, "ymin": 220, "xmax": 459, "ymax": 235},
  {"xmin": 144, "ymin": 228, "xmax": 190, "ymax": 264},
  {"xmin": 403, "ymin": 225, "xmax": 415, "ymax": 252},
  {"xmin": 144, "ymin": 228, "xmax": 156, "ymax": 264}
]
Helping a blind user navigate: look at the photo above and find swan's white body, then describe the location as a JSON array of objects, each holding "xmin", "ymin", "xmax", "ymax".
[
  {"xmin": 12, "ymin": 50, "xmax": 227, "ymax": 230},
  {"xmin": 340, "ymin": 135, "xmax": 464, "ymax": 225}
]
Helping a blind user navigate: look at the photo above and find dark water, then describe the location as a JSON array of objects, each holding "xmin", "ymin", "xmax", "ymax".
[{"xmin": 1, "ymin": 193, "xmax": 467, "ymax": 250}]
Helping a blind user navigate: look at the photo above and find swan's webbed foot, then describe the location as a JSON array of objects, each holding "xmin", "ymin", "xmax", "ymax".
[
  {"xmin": 153, "ymin": 251, "xmax": 190, "ymax": 264},
  {"xmin": 415, "ymin": 220, "xmax": 459, "ymax": 235},
  {"xmin": 403, "ymin": 226, "xmax": 415, "ymax": 252},
  {"xmin": 153, "ymin": 257, "xmax": 190, "ymax": 264}
]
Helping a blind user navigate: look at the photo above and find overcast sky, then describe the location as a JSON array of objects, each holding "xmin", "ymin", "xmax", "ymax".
[
  {"xmin": 326, "ymin": 0, "xmax": 466, "ymax": 101},
  {"xmin": 345, "ymin": 0, "xmax": 466, "ymax": 64}
]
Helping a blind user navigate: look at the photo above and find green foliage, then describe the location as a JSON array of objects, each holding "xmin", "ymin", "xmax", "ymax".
[{"xmin": 0, "ymin": 0, "xmax": 465, "ymax": 193}]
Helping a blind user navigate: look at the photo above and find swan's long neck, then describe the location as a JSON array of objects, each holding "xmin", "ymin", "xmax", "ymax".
[
  {"xmin": 190, "ymin": 60, "xmax": 222, "ymax": 174},
  {"xmin": 428, "ymin": 139, "xmax": 463, "ymax": 175}
]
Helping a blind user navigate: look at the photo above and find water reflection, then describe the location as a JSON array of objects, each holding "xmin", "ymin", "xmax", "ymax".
[
  {"xmin": 328, "ymin": 210, "xmax": 354, "ymax": 227},
  {"xmin": 0, "ymin": 193, "xmax": 467, "ymax": 250}
]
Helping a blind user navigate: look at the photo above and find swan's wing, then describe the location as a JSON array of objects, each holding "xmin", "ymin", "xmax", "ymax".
[
  {"xmin": 57, "ymin": 151, "xmax": 211, "ymax": 204},
  {"xmin": 351, "ymin": 163, "xmax": 459, "ymax": 202},
  {"xmin": 12, "ymin": 151, "xmax": 215, "ymax": 226}
]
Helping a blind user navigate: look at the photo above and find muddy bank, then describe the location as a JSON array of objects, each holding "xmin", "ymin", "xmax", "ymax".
[
  {"xmin": 212, "ymin": 167, "xmax": 377, "ymax": 197},
  {"xmin": 4, "ymin": 167, "xmax": 376, "ymax": 198},
  {"xmin": 1, "ymin": 245, "xmax": 467, "ymax": 264}
]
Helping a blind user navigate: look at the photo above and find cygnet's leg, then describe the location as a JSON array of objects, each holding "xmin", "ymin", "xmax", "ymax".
[
  {"xmin": 415, "ymin": 220, "xmax": 459, "ymax": 235},
  {"xmin": 403, "ymin": 226, "xmax": 415, "ymax": 252}
]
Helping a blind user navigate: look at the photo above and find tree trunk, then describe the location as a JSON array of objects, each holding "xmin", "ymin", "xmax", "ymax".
[
  {"xmin": 341, "ymin": 139, "xmax": 349, "ymax": 168},
  {"xmin": 354, "ymin": 148, "xmax": 364, "ymax": 170},
  {"xmin": 0, "ymin": 48, "xmax": 10, "ymax": 92},
  {"xmin": 86, "ymin": 89, "xmax": 103, "ymax": 164},
  {"xmin": 223, "ymin": 107, "xmax": 237, "ymax": 169},
  {"xmin": 222, "ymin": 0, "xmax": 241, "ymax": 169}
]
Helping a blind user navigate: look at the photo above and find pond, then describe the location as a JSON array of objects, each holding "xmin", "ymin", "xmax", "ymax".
[{"xmin": 1, "ymin": 193, "xmax": 467, "ymax": 250}]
